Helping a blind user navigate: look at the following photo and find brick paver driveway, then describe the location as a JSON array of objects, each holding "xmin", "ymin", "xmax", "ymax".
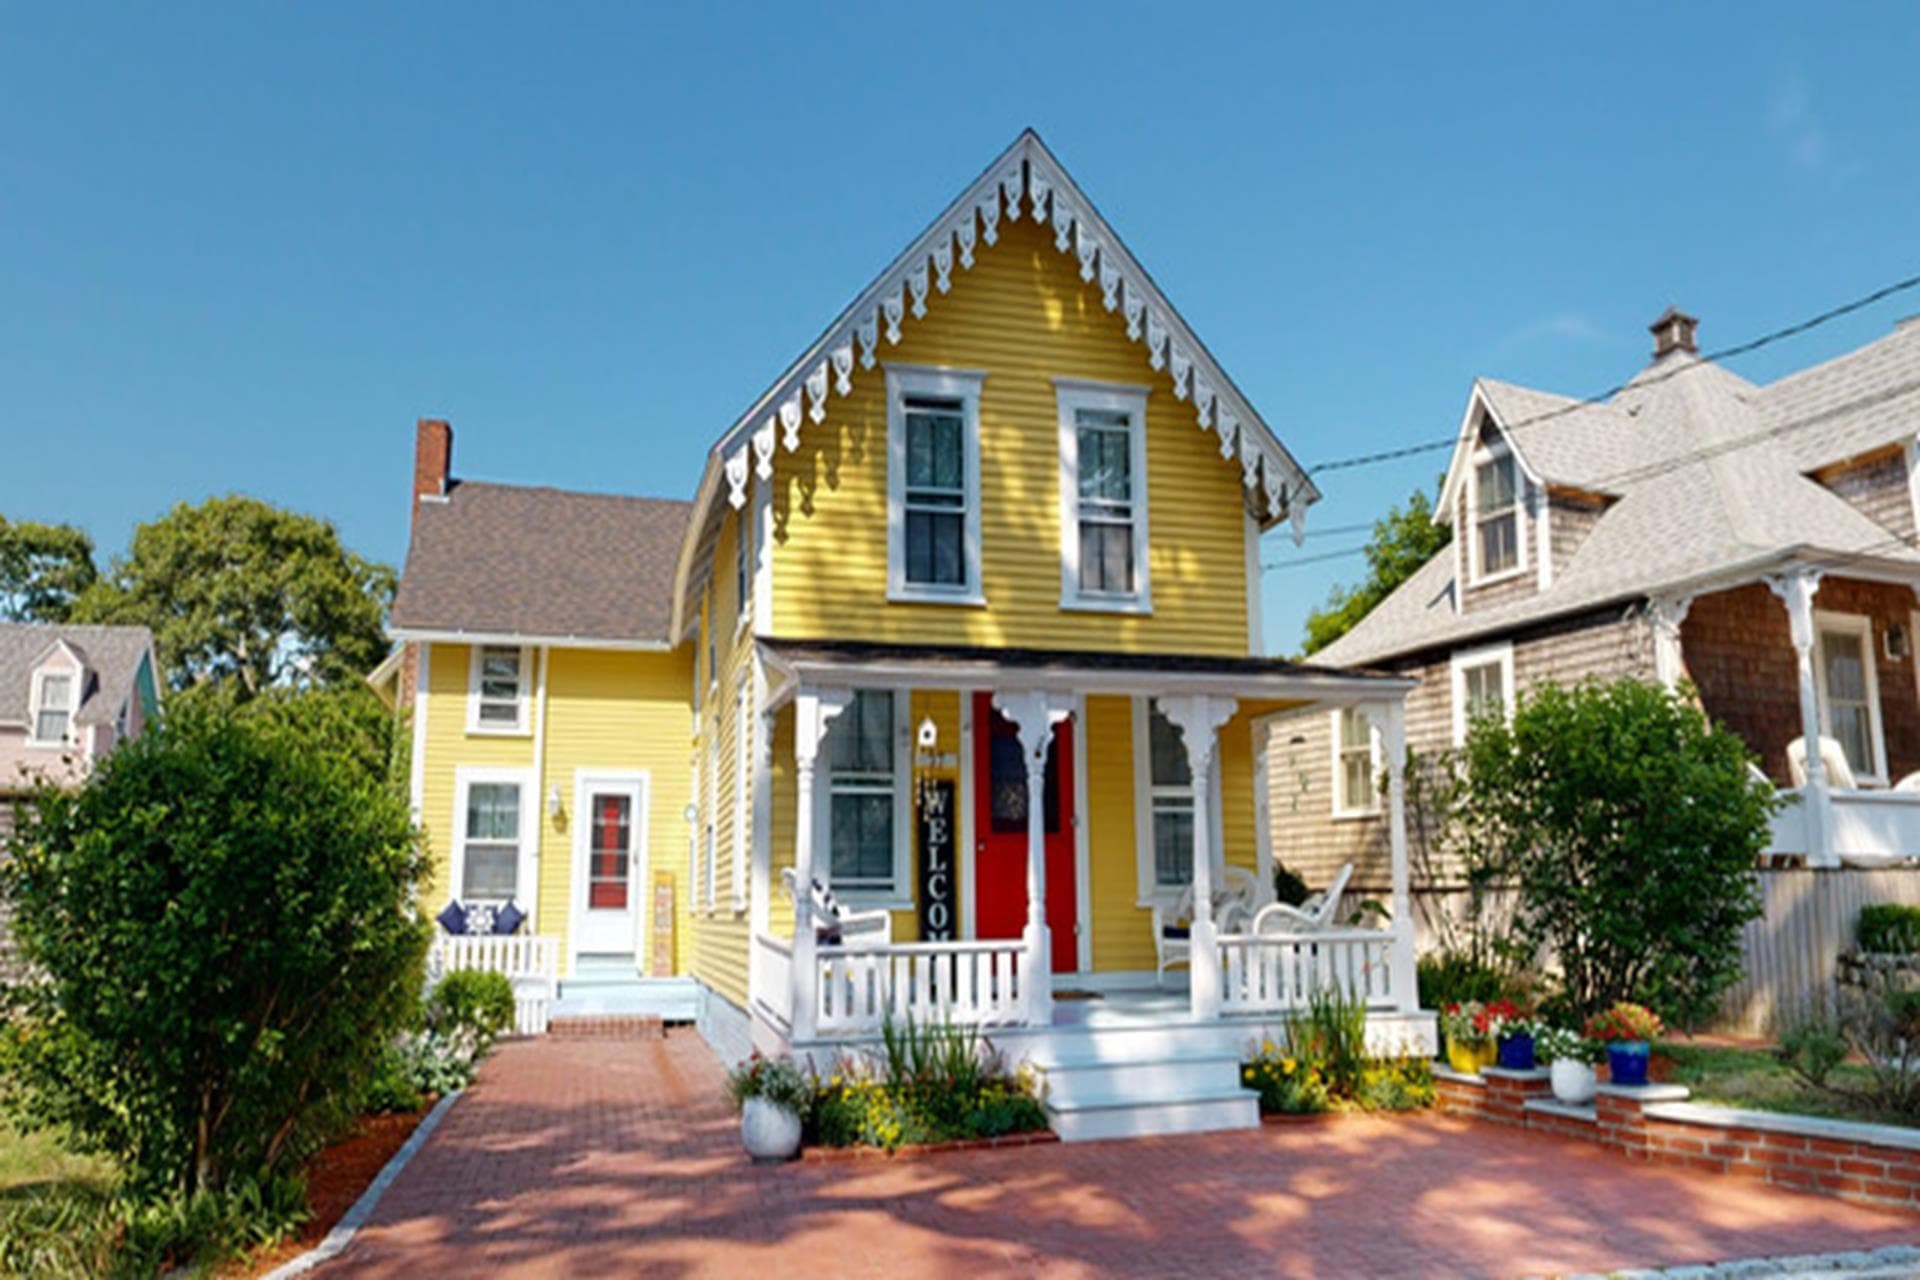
[{"xmin": 317, "ymin": 1030, "xmax": 1920, "ymax": 1278}]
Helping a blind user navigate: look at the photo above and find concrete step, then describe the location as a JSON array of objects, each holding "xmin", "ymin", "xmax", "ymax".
[
  {"xmin": 1044, "ymin": 1086, "xmax": 1261, "ymax": 1143},
  {"xmin": 552, "ymin": 975, "xmax": 700, "ymax": 1020},
  {"xmin": 1030, "ymin": 1051, "xmax": 1245, "ymax": 1106}
]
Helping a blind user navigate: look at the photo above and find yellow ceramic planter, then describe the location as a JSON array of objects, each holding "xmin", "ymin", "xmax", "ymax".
[{"xmin": 1445, "ymin": 1039, "xmax": 1498, "ymax": 1075}]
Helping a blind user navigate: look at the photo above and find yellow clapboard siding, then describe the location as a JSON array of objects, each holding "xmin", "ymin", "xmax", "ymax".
[
  {"xmin": 769, "ymin": 213, "xmax": 1251, "ymax": 654},
  {"xmin": 1085, "ymin": 694, "xmax": 1155, "ymax": 972},
  {"xmin": 418, "ymin": 643, "xmax": 536, "ymax": 912}
]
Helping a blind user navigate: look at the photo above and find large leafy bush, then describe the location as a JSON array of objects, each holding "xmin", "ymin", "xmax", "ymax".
[
  {"xmin": 0, "ymin": 699, "xmax": 429, "ymax": 1198},
  {"xmin": 1453, "ymin": 679, "xmax": 1772, "ymax": 1027}
]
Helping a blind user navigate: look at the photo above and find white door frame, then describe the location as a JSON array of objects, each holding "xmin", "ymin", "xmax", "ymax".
[{"xmin": 569, "ymin": 770, "xmax": 650, "ymax": 965}]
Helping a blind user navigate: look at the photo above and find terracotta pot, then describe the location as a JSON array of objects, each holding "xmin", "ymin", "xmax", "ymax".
[
  {"xmin": 741, "ymin": 1097, "xmax": 802, "ymax": 1162},
  {"xmin": 1550, "ymin": 1058, "xmax": 1597, "ymax": 1104}
]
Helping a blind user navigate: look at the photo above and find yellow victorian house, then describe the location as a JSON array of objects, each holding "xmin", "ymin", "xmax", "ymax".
[{"xmin": 384, "ymin": 132, "xmax": 1430, "ymax": 1140}]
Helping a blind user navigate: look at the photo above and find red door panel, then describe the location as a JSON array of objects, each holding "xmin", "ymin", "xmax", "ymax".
[{"xmin": 972, "ymin": 693, "xmax": 1076, "ymax": 973}]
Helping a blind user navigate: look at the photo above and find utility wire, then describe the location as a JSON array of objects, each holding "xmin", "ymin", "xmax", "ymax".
[{"xmin": 1305, "ymin": 271, "xmax": 1920, "ymax": 476}]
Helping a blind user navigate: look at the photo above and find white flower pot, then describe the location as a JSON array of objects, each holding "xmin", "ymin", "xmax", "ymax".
[
  {"xmin": 741, "ymin": 1096, "xmax": 802, "ymax": 1162},
  {"xmin": 1551, "ymin": 1058, "xmax": 1597, "ymax": 1105}
]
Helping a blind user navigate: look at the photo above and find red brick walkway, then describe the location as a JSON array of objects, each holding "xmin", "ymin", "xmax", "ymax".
[{"xmin": 317, "ymin": 1030, "xmax": 1920, "ymax": 1278}]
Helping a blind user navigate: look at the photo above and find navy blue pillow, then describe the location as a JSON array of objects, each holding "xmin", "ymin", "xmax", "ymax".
[
  {"xmin": 1161, "ymin": 923, "xmax": 1190, "ymax": 940},
  {"xmin": 493, "ymin": 900, "xmax": 526, "ymax": 936},
  {"xmin": 435, "ymin": 900, "xmax": 468, "ymax": 935}
]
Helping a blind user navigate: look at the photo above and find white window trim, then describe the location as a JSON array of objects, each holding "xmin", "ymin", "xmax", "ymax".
[
  {"xmin": 731, "ymin": 678, "xmax": 749, "ymax": 912},
  {"xmin": 1329, "ymin": 707, "xmax": 1383, "ymax": 820},
  {"xmin": 1130, "ymin": 696, "xmax": 1225, "ymax": 908},
  {"xmin": 451, "ymin": 765, "xmax": 538, "ymax": 915},
  {"xmin": 885, "ymin": 364, "xmax": 987, "ymax": 607},
  {"xmin": 1450, "ymin": 641, "xmax": 1516, "ymax": 746},
  {"xmin": 465, "ymin": 644, "xmax": 532, "ymax": 736},
  {"xmin": 1055, "ymin": 377, "xmax": 1153, "ymax": 614},
  {"xmin": 1468, "ymin": 443, "xmax": 1528, "ymax": 586},
  {"xmin": 822, "ymin": 687, "xmax": 913, "ymax": 909},
  {"xmin": 27, "ymin": 666, "xmax": 78, "ymax": 748},
  {"xmin": 1814, "ymin": 610, "xmax": 1889, "ymax": 786}
]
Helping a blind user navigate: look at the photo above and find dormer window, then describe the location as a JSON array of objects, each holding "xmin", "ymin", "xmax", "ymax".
[
  {"xmin": 31, "ymin": 671, "xmax": 73, "ymax": 745},
  {"xmin": 1472, "ymin": 442, "xmax": 1522, "ymax": 581}
]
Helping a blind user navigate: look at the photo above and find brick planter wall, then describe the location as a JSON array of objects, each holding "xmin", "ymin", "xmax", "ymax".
[{"xmin": 1434, "ymin": 1066, "xmax": 1920, "ymax": 1211}]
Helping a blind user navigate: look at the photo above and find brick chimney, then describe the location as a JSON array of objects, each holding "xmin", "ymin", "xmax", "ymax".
[
  {"xmin": 1649, "ymin": 306, "xmax": 1699, "ymax": 361},
  {"xmin": 412, "ymin": 418, "xmax": 452, "ymax": 526}
]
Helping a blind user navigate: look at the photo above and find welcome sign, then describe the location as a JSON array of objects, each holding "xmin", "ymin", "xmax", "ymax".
[{"xmin": 918, "ymin": 778, "xmax": 956, "ymax": 941}]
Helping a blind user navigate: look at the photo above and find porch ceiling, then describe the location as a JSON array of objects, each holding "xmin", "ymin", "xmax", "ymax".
[{"xmin": 756, "ymin": 636, "xmax": 1413, "ymax": 708}]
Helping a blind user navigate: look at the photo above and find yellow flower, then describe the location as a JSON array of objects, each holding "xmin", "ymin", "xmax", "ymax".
[{"xmin": 1281, "ymin": 1057, "xmax": 1297, "ymax": 1075}]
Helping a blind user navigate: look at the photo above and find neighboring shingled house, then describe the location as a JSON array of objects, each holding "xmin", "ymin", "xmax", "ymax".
[
  {"xmin": 0, "ymin": 622, "xmax": 161, "ymax": 976},
  {"xmin": 1276, "ymin": 308, "xmax": 1920, "ymax": 884}
]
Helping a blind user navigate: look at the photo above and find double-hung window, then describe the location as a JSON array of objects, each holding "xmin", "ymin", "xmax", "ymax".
[
  {"xmin": 1057, "ymin": 380, "xmax": 1151, "ymax": 610},
  {"xmin": 1472, "ymin": 443, "xmax": 1522, "ymax": 580},
  {"xmin": 1331, "ymin": 708, "xmax": 1381, "ymax": 817},
  {"xmin": 887, "ymin": 367, "xmax": 983, "ymax": 603},
  {"xmin": 1450, "ymin": 643, "xmax": 1514, "ymax": 745},
  {"xmin": 468, "ymin": 645, "xmax": 529, "ymax": 733},
  {"xmin": 31, "ymin": 672, "xmax": 74, "ymax": 745},
  {"xmin": 827, "ymin": 690, "xmax": 901, "ymax": 897},
  {"xmin": 1147, "ymin": 703, "xmax": 1194, "ymax": 889},
  {"xmin": 458, "ymin": 775, "xmax": 524, "ymax": 902},
  {"xmin": 1815, "ymin": 612, "xmax": 1886, "ymax": 783}
]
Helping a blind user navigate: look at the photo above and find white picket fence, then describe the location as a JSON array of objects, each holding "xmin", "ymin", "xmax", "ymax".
[
  {"xmin": 427, "ymin": 933, "xmax": 560, "ymax": 1035},
  {"xmin": 1216, "ymin": 927, "xmax": 1400, "ymax": 1015},
  {"xmin": 814, "ymin": 938, "xmax": 1030, "ymax": 1035}
]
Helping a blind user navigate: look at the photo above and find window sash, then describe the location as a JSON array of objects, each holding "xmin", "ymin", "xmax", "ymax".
[
  {"xmin": 1335, "ymin": 710, "xmax": 1378, "ymax": 813},
  {"xmin": 34, "ymin": 674, "xmax": 72, "ymax": 741},
  {"xmin": 1463, "ymin": 662, "xmax": 1505, "ymax": 723},
  {"xmin": 1818, "ymin": 626, "xmax": 1876, "ymax": 777},
  {"xmin": 1074, "ymin": 413, "xmax": 1138, "ymax": 596},
  {"xmin": 461, "ymin": 781, "xmax": 521, "ymax": 901},
  {"xmin": 475, "ymin": 647, "xmax": 523, "ymax": 726},
  {"xmin": 828, "ymin": 691, "xmax": 897, "ymax": 890},
  {"xmin": 1473, "ymin": 452, "xmax": 1521, "ymax": 577},
  {"xmin": 1151, "ymin": 795, "xmax": 1194, "ymax": 887}
]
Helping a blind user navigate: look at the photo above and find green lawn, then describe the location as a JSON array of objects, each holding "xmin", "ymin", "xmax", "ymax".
[
  {"xmin": 0, "ymin": 1121, "xmax": 124, "ymax": 1278},
  {"xmin": 1656, "ymin": 1041, "xmax": 1904, "ymax": 1127}
]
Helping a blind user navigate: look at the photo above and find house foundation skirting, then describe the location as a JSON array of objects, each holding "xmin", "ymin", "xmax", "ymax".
[
  {"xmin": 1435, "ymin": 1066, "xmax": 1920, "ymax": 1212},
  {"xmin": 693, "ymin": 981, "xmax": 755, "ymax": 1067}
]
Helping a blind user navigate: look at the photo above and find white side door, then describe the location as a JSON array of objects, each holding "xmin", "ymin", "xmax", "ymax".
[{"xmin": 571, "ymin": 772, "xmax": 648, "ymax": 962}]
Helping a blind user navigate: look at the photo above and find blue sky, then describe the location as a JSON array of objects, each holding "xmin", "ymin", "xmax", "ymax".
[{"xmin": 4, "ymin": 4, "xmax": 1916, "ymax": 653}]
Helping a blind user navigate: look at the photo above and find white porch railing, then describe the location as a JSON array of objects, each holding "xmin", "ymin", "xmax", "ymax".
[
  {"xmin": 752, "ymin": 933, "xmax": 794, "ymax": 1031},
  {"xmin": 1216, "ymin": 927, "xmax": 1401, "ymax": 1015},
  {"xmin": 814, "ymin": 939, "xmax": 1030, "ymax": 1035},
  {"xmin": 1771, "ymin": 786, "xmax": 1920, "ymax": 867},
  {"xmin": 426, "ymin": 933, "xmax": 560, "ymax": 1035}
]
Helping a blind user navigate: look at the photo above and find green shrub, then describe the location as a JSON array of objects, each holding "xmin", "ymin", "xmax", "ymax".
[
  {"xmin": 0, "ymin": 699, "xmax": 430, "ymax": 1200},
  {"xmin": 425, "ymin": 970, "xmax": 516, "ymax": 1048},
  {"xmin": 1778, "ymin": 1020, "xmax": 1849, "ymax": 1089},
  {"xmin": 118, "ymin": 1173, "xmax": 308, "ymax": 1273},
  {"xmin": 1417, "ymin": 951, "xmax": 1507, "ymax": 1013},
  {"xmin": 1356, "ymin": 1059, "xmax": 1435, "ymax": 1111},
  {"xmin": 361, "ymin": 1045, "xmax": 425, "ymax": 1115},
  {"xmin": 1858, "ymin": 904, "xmax": 1920, "ymax": 955},
  {"xmin": 1240, "ymin": 1045, "xmax": 1331, "ymax": 1114},
  {"xmin": 801, "ymin": 1017, "xmax": 1048, "ymax": 1151}
]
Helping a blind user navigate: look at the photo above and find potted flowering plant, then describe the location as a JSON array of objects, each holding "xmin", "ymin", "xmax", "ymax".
[
  {"xmin": 1484, "ymin": 999, "xmax": 1542, "ymax": 1071},
  {"xmin": 726, "ymin": 1052, "xmax": 813, "ymax": 1161},
  {"xmin": 1439, "ymin": 1001, "xmax": 1497, "ymax": 1075},
  {"xmin": 1536, "ymin": 1025, "xmax": 1604, "ymax": 1103},
  {"xmin": 1584, "ymin": 1002, "xmax": 1664, "ymax": 1086}
]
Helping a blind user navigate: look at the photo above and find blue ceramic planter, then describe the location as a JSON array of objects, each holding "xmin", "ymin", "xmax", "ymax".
[
  {"xmin": 1607, "ymin": 1041, "xmax": 1651, "ymax": 1086},
  {"xmin": 1496, "ymin": 1033, "xmax": 1536, "ymax": 1071}
]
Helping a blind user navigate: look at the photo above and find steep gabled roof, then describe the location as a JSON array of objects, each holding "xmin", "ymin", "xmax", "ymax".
[
  {"xmin": 1319, "ymin": 337, "xmax": 1920, "ymax": 668},
  {"xmin": 670, "ymin": 130, "xmax": 1319, "ymax": 637},
  {"xmin": 0, "ymin": 623, "xmax": 156, "ymax": 727},
  {"xmin": 392, "ymin": 481, "xmax": 692, "ymax": 646}
]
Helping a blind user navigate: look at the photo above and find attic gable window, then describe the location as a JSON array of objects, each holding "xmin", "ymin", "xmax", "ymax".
[
  {"xmin": 31, "ymin": 671, "xmax": 74, "ymax": 745},
  {"xmin": 1472, "ymin": 444, "xmax": 1522, "ymax": 581},
  {"xmin": 1056, "ymin": 380, "xmax": 1152, "ymax": 612},
  {"xmin": 886, "ymin": 366, "xmax": 984, "ymax": 605}
]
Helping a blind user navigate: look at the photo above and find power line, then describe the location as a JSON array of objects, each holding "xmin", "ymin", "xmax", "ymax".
[
  {"xmin": 1306, "ymin": 271, "xmax": 1920, "ymax": 476},
  {"xmin": 1262, "ymin": 544, "xmax": 1370, "ymax": 570}
]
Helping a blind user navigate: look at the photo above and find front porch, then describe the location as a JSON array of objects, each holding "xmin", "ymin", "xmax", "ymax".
[{"xmin": 743, "ymin": 638, "xmax": 1434, "ymax": 1137}]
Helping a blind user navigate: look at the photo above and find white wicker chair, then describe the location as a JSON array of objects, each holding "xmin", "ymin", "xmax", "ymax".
[
  {"xmin": 780, "ymin": 868, "xmax": 893, "ymax": 944},
  {"xmin": 1152, "ymin": 865, "xmax": 1259, "ymax": 986},
  {"xmin": 1787, "ymin": 736, "xmax": 1858, "ymax": 790},
  {"xmin": 1251, "ymin": 862, "xmax": 1354, "ymax": 936}
]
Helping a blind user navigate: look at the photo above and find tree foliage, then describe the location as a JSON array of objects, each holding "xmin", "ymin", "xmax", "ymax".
[
  {"xmin": 1452, "ymin": 679, "xmax": 1773, "ymax": 1027},
  {"xmin": 1302, "ymin": 488, "xmax": 1451, "ymax": 655},
  {"xmin": 73, "ymin": 496, "xmax": 395, "ymax": 697},
  {"xmin": 0, "ymin": 699, "xmax": 429, "ymax": 1197},
  {"xmin": 0, "ymin": 516, "xmax": 98, "ymax": 622}
]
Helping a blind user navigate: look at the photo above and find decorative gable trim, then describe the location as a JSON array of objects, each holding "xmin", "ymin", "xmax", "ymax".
[{"xmin": 671, "ymin": 132, "xmax": 1317, "ymax": 639}]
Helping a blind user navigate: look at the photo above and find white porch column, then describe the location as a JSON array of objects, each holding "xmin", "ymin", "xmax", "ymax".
[
  {"xmin": 1767, "ymin": 570, "xmax": 1833, "ymax": 867},
  {"xmin": 1252, "ymin": 720, "xmax": 1275, "ymax": 906},
  {"xmin": 789, "ymin": 687, "xmax": 850, "ymax": 1041},
  {"xmin": 1361, "ymin": 699, "xmax": 1420, "ymax": 1012},
  {"xmin": 1160, "ymin": 693, "xmax": 1238, "ymax": 1021},
  {"xmin": 992, "ymin": 689, "xmax": 1072, "ymax": 1027},
  {"xmin": 1650, "ymin": 593, "xmax": 1693, "ymax": 691}
]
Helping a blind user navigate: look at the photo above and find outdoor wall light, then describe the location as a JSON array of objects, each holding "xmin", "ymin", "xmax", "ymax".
[{"xmin": 548, "ymin": 784, "xmax": 563, "ymax": 818}]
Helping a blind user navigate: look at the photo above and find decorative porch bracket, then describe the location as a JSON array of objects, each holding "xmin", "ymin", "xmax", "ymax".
[
  {"xmin": 992, "ymin": 689, "xmax": 1074, "ymax": 1027},
  {"xmin": 790, "ymin": 686, "xmax": 852, "ymax": 1040},
  {"xmin": 1649, "ymin": 593, "xmax": 1693, "ymax": 691},
  {"xmin": 1158, "ymin": 693, "xmax": 1239, "ymax": 1021},
  {"xmin": 1766, "ymin": 568, "xmax": 1834, "ymax": 868},
  {"xmin": 1357, "ymin": 698, "xmax": 1420, "ymax": 1012}
]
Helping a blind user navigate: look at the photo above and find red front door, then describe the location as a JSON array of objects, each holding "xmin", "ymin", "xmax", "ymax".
[{"xmin": 972, "ymin": 693, "xmax": 1077, "ymax": 973}]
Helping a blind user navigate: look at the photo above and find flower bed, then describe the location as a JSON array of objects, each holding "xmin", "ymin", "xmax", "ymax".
[{"xmin": 1242, "ymin": 992, "xmax": 1436, "ymax": 1115}]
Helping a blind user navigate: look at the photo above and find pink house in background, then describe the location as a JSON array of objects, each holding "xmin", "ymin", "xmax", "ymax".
[{"xmin": 0, "ymin": 621, "xmax": 160, "ymax": 815}]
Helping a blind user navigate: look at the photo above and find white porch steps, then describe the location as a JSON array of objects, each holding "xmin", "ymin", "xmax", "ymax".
[{"xmin": 1029, "ymin": 1043, "xmax": 1259, "ymax": 1142}]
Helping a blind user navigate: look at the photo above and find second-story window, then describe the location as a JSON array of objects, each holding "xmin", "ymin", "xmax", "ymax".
[
  {"xmin": 887, "ymin": 366, "xmax": 983, "ymax": 603},
  {"xmin": 1057, "ymin": 380, "xmax": 1151, "ymax": 610},
  {"xmin": 468, "ymin": 645, "xmax": 528, "ymax": 733},
  {"xmin": 1473, "ymin": 445, "xmax": 1521, "ymax": 580}
]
